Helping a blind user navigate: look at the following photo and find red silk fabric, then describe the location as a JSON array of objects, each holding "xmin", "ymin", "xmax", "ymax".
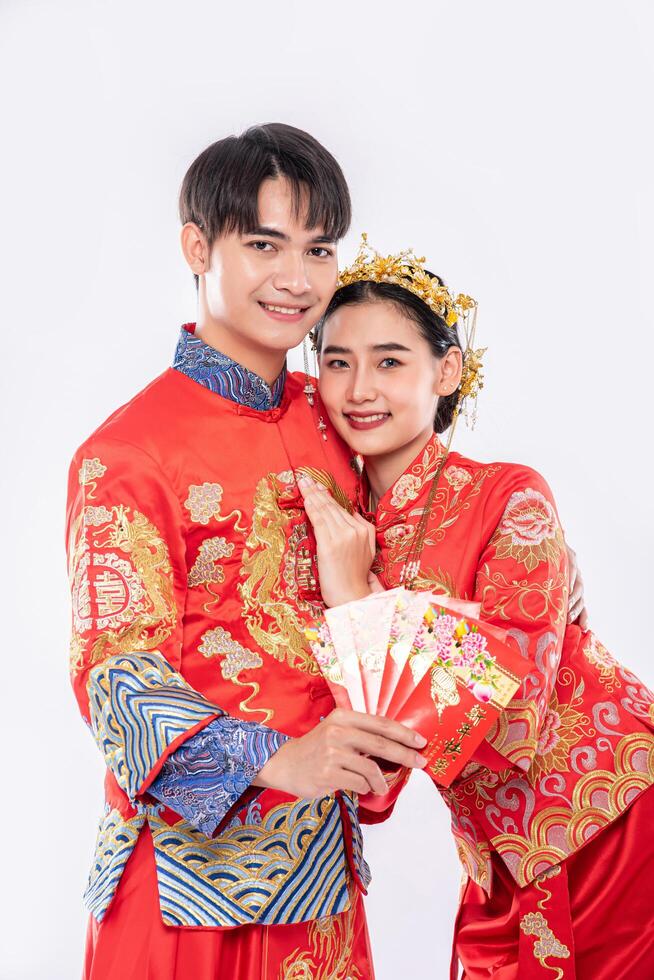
[
  {"xmin": 454, "ymin": 785, "xmax": 654, "ymax": 979},
  {"xmin": 84, "ymin": 828, "xmax": 375, "ymax": 980}
]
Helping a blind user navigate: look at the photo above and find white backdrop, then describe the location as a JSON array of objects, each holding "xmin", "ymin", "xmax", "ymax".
[{"xmin": 1, "ymin": 1, "xmax": 653, "ymax": 978}]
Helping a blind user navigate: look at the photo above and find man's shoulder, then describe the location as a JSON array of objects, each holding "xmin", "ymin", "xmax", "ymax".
[{"xmin": 73, "ymin": 368, "xmax": 184, "ymax": 462}]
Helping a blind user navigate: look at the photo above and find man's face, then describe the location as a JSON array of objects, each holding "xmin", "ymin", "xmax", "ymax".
[{"xmin": 201, "ymin": 177, "xmax": 338, "ymax": 357}]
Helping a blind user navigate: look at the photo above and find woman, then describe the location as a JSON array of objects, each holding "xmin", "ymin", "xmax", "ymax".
[{"xmin": 297, "ymin": 237, "xmax": 654, "ymax": 979}]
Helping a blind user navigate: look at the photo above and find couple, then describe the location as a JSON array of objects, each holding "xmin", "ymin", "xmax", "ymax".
[{"xmin": 66, "ymin": 123, "xmax": 654, "ymax": 979}]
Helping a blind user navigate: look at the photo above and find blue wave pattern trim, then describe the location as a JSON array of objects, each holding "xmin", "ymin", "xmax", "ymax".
[
  {"xmin": 84, "ymin": 806, "xmax": 147, "ymax": 921},
  {"xmin": 87, "ymin": 651, "xmax": 220, "ymax": 800},
  {"xmin": 173, "ymin": 327, "xmax": 287, "ymax": 410},
  {"xmin": 149, "ymin": 716, "xmax": 290, "ymax": 836},
  {"xmin": 342, "ymin": 791, "xmax": 372, "ymax": 890},
  {"xmin": 148, "ymin": 795, "xmax": 352, "ymax": 927}
]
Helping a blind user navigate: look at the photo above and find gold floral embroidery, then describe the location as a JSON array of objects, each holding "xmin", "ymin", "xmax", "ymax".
[
  {"xmin": 78, "ymin": 457, "xmax": 107, "ymax": 499},
  {"xmin": 520, "ymin": 910, "xmax": 570, "ymax": 978},
  {"xmin": 582, "ymin": 634, "xmax": 621, "ymax": 692},
  {"xmin": 491, "ymin": 488, "xmax": 564, "ymax": 573},
  {"xmin": 477, "ymin": 565, "xmax": 568, "ymax": 626},
  {"xmin": 184, "ymin": 482, "xmax": 247, "ymax": 531},
  {"xmin": 277, "ymin": 883, "xmax": 362, "ymax": 980},
  {"xmin": 443, "ymin": 464, "xmax": 473, "ymax": 491},
  {"xmin": 382, "ymin": 452, "xmax": 500, "ymax": 572},
  {"xmin": 199, "ymin": 626, "xmax": 271, "ymax": 721},
  {"xmin": 68, "ymin": 503, "xmax": 177, "ymax": 671},
  {"xmin": 390, "ymin": 473, "xmax": 422, "ymax": 509},
  {"xmin": 529, "ymin": 689, "xmax": 588, "ymax": 781},
  {"xmin": 239, "ymin": 472, "xmax": 326, "ymax": 673}
]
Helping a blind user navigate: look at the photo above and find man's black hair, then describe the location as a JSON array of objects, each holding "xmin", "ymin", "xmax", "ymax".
[{"xmin": 179, "ymin": 123, "xmax": 351, "ymax": 248}]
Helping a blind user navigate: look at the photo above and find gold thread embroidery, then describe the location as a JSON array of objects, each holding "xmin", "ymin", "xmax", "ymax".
[
  {"xmin": 277, "ymin": 881, "xmax": 362, "ymax": 980},
  {"xmin": 184, "ymin": 482, "xmax": 247, "ymax": 531},
  {"xmin": 239, "ymin": 473, "xmax": 326, "ymax": 673},
  {"xmin": 520, "ymin": 909, "xmax": 570, "ymax": 978},
  {"xmin": 68, "ymin": 503, "xmax": 177, "ymax": 671},
  {"xmin": 78, "ymin": 457, "xmax": 107, "ymax": 499},
  {"xmin": 490, "ymin": 488, "xmax": 564, "ymax": 574},
  {"xmin": 199, "ymin": 626, "xmax": 272, "ymax": 721},
  {"xmin": 188, "ymin": 535, "xmax": 235, "ymax": 610}
]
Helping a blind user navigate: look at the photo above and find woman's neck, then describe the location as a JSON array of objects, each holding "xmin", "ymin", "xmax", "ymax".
[{"xmin": 364, "ymin": 427, "xmax": 434, "ymax": 509}]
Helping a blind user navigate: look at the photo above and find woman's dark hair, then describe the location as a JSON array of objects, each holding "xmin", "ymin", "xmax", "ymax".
[
  {"xmin": 179, "ymin": 123, "xmax": 351, "ymax": 251},
  {"xmin": 314, "ymin": 278, "xmax": 463, "ymax": 433}
]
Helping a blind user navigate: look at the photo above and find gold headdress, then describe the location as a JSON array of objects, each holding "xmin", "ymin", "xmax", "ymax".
[{"xmin": 337, "ymin": 233, "xmax": 486, "ymax": 428}]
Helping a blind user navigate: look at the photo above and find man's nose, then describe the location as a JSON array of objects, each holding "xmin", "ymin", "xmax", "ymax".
[{"xmin": 272, "ymin": 251, "xmax": 311, "ymax": 296}]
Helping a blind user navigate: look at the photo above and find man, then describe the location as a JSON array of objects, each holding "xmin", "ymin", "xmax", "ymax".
[{"xmin": 67, "ymin": 123, "xmax": 429, "ymax": 980}]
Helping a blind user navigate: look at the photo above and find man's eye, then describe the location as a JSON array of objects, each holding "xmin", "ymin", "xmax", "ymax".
[
  {"xmin": 327, "ymin": 359, "xmax": 349, "ymax": 369},
  {"xmin": 309, "ymin": 247, "xmax": 333, "ymax": 258},
  {"xmin": 380, "ymin": 357, "xmax": 401, "ymax": 368},
  {"xmin": 250, "ymin": 241, "xmax": 275, "ymax": 251}
]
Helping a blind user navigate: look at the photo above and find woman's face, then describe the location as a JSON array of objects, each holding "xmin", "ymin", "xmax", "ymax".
[{"xmin": 318, "ymin": 299, "xmax": 461, "ymax": 459}]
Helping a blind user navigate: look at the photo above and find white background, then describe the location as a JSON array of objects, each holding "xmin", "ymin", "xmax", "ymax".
[{"xmin": 1, "ymin": 1, "xmax": 653, "ymax": 977}]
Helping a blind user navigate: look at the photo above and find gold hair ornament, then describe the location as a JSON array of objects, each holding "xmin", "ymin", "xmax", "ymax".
[{"xmin": 337, "ymin": 233, "xmax": 485, "ymax": 428}]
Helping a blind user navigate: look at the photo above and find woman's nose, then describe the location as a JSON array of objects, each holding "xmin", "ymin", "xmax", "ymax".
[{"xmin": 348, "ymin": 369, "xmax": 377, "ymax": 403}]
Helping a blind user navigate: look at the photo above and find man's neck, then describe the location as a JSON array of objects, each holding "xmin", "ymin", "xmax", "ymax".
[
  {"xmin": 364, "ymin": 428, "xmax": 434, "ymax": 509},
  {"xmin": 195, "ymin": 318, "xmax": 287, "ymax": 387}
]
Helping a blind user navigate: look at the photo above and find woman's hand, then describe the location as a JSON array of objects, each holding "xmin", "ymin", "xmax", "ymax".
[
  {"xmin": 254, "ymin": 708, "xmax": 427, "ymax": 798},
  {"xmin": 297, "ymin": 474, "xmax": 376, "ymax": 606}
]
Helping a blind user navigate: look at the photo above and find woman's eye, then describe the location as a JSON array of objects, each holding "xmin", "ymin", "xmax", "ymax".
[
  {"xmin": 250, "ymin": 241, "xmax": 275, "ymax": 252},
  {"xmin": 309, "ymin": 247, "xmax": 333, "ymax": 258},
  {"xmin": 380, "ymin": 357, "xmax": 401, "ymax": 368}
]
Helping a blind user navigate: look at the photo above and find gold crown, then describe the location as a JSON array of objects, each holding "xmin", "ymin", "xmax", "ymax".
[
  {"xmin": 337, "ymin": 233, "xmax": 476, "ymax": 327},
  {"xmin": 337, "ymin": 234, "xmax": 486, "ymax": 427}
]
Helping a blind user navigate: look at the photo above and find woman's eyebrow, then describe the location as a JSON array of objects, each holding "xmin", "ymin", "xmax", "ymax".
[
  {"xmin": 322, "ymin": 342, "xmax": 413, "ymax": 355},
  {"xmin": 322, "ymin": 345, "xmax": 352, "ymax": 355}
]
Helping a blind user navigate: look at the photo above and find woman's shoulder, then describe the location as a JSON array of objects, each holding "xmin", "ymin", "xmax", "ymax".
[{"xmin": 445, "ymin": 450, "xmax": 556, "ymax": 508}]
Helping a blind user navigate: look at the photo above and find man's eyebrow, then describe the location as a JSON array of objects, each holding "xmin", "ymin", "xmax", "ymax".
[
  {"xmin": 245, "ymin": 226, "xmax": 289, "ymax": 241},
  {"xmin": 243, "ymin": 227, "xmax": 335, "ymax": 245}
]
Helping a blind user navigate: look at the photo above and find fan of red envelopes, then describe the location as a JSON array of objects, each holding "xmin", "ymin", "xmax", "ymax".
[{"xmin": 306, "ymin": 588, "xmax": 528, "ymax": 786}]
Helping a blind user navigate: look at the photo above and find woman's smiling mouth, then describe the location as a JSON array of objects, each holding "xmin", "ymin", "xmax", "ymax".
[{"xmin": 343, "ymin": 411, "xmax": 391, "ymax": 430}]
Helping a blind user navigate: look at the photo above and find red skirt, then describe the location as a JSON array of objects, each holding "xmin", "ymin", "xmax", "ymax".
[
  {"xmin": 454, "ymin": 785, "xmax": 654, "ymax": 979},
  {"xmin": 83, "ymin": 827, "xmax": 375, "ymax": 980}
]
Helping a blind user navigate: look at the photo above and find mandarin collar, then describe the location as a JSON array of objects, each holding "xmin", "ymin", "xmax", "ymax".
[
  {"xmin": 173, "ymin": 323, "xmax": 287, "ymax": 411},
  {"xmin": 371, "ymin": 434, "xmax": 448, "ymax": 532}
]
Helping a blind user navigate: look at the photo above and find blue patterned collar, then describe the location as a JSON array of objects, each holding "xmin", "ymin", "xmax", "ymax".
[{"xmin": 173, "ymin": 324, "xmax": 287, "ymax": 411}]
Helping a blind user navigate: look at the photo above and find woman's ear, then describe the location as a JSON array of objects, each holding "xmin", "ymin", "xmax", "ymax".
[
  {"xmin": 180, "ymin": 222, "xmax": 209, "ymax": 276},
  {"xmin": 437, "ymin": 346, "xmax": 463, "ymax": 395}
]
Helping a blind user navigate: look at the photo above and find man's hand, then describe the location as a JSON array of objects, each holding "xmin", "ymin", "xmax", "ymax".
[
  {"xmin": 254, "ymin": 708, "xmax": 427, "ymax": 798},
  {"xmin": 297, "ymin": 474, "xmax": 376, "ymax": 607},
  {"xmin": 566, "ymin": 544, "xmax": 589, "ymax": 628}
]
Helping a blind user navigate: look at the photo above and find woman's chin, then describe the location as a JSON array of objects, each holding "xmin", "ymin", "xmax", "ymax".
[{"xmin": 332, "ymin": 418, "xmax": 402, "ymax": 457}]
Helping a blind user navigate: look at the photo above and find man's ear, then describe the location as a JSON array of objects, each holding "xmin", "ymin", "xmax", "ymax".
[
  {"xmin": 437, "ymin": 346, "xmax": 463, "ymax": 395},
  {"xmin": 180, "ymin": 222, "xmax": 209, "ymax": 276}
]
